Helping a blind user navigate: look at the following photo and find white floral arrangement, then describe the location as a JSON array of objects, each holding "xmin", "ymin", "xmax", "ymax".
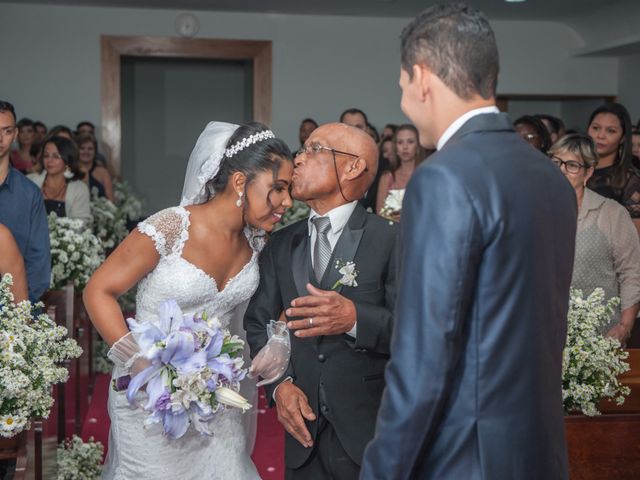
[
  {"xmin": 48, "ymin": 213, "xmax": 104, "ymax": 291},
  {"xmin": 277, "ymin": 200, "xmax": 310, "ymax": 230},
  {"xmin": 332, "ymin": 260, "xmax": 358, "ymax": 289},
  {"xmin": 562, "ymin": 288, "xmax": 630, "ymax": 416},
  {"xmin": 0, "ymin": 274, "xmax": 82, "ymax": 438},
  {"xmin": 90, "ymin": 189, "xmax": 128, "ymax": 252},
  {"xmin": 56, "ymin": 435, "xmax": 103, "ymax": 480},
  {"xmin": 379, "ymin": 189, "xmax": 404, "ymax": 220},
  {"xmin": 113, "ymin": 180, "xmax": 143, "ymax": 224}
]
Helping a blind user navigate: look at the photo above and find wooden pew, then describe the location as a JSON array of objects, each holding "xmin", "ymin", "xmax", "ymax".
[
  {"xmin": 566, "ymin": 349, "xmax": 640, "ymax": 479},
  {"xmin": 0, "ymin": 432, "xmax": 28, "ymax": 480}
]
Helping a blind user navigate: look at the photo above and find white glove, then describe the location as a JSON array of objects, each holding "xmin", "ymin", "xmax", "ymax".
[
  {"xmin": 107, "ymin": 331, "xmax": 150, "ymax": 376},
  {"xmin": 248, "ymin": 320, "xmax": 291, "ymax": 387}
]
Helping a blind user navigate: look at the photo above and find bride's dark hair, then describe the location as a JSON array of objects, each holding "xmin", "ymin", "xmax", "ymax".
[{"xmin": 206, "ymin": 122, "xmax": 292, "ymax": 199}]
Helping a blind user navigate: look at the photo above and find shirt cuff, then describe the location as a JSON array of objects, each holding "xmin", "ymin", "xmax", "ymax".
[
  {"xmin": 346, "ymin": 322, "xmax": 357, "ymax": 338},
  {"xmin": 272, "ymin": 376, "xmax": 293, "ymax": 401}
]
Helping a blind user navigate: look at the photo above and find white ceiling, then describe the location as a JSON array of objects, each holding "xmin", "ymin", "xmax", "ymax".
[{"xmin": 0, "ymin": 0, "xmax": 619, "ymax": 21}]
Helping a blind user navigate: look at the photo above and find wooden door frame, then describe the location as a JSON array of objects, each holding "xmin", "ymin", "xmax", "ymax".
[{"xmin": 101, "ymin": 35, "xmax": 272, "ymax": 176}]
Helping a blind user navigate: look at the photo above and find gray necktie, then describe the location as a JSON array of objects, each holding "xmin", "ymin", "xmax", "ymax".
[{"xmin": 312, "ymin": 216, "xmax": 332, "ymax": 282}]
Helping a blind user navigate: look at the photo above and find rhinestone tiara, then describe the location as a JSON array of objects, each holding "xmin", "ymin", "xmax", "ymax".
[{"xmin": 224, "ymin": 130, "xmax": 275, "ymax": 158}]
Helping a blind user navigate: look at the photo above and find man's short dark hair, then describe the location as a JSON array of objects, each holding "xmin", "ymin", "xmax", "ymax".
[
  {"xmin": 76, "ymin": 121, "xmax": 95, "ymax": 132},
  {"xmin": 33, "ymin": 121, "xmax": 47, "ymax": 132},
  {"xmin": 339, "ymin": 108, "xmax": 369, "ymax": 124},
  {"xmin": 401, "ymin": 2, "xmax": 499, "ymax": 100},
  {"xmin": 535, "ymin": 114, "xmax": 561, "ymax": 135},
  {"xmin": 301, "ymin": 118, "xmax": 318, "ymax": 128},
  {"xmin": 0, "ymin": 101, "xmax": 17, "ymax": 122},
  {"xmin": 17, "ymin": 118, "xmax": 34, "ymax": 130}
]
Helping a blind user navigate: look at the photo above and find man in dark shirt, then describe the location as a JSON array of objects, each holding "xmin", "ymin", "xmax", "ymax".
[{"xmin": 0, "ymin": 100, "xmax": 51, "ymax": 302}]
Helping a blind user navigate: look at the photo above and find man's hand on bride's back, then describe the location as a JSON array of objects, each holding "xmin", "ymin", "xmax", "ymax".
[{"xmin": 285, "ymin": 284, "xmax": 356, "ymax": 337}]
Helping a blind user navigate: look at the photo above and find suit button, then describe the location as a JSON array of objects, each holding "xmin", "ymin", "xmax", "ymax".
[
  {"xmin": 317, "ymin": 354, "xmax": 326, "ymax": 363},
  {"xmin": 320, "ymin": 404, "xmax": 329, "ymax": 414}
]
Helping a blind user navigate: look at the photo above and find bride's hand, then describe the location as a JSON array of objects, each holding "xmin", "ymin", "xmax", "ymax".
[{"xmin": 248, "ymin": 320, "xmax": 290, "ymax": 386}]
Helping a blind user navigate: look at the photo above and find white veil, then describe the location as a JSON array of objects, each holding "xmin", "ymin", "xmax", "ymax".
[{"xmin": 179, "ymin": 121, "xmax": 259, "ymax": 453}]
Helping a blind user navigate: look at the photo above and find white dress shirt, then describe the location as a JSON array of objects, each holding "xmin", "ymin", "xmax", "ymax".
[
  {"xmin": 436, "ymin": 106, "xmax": 500, "ymax": 151},
  {"xmin": 308, "ymin": 200, "xmax": 359, "ymax": 337}
]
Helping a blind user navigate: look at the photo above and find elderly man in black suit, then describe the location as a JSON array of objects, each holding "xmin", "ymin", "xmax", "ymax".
[
  {"xmin": 360, "ymin": 3, "xmax": 577, "ymax": 480},
  {"xmin": 245, "ymin": 122, "xmax": 397, "ymax": 479}
]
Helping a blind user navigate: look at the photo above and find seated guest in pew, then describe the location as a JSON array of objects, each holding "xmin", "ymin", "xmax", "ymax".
[
  {"xmin": 28, "ymin": 136, "xmax": 92, "ymax": 223},
  {"xmin": 0, "ymin": 100, "xmax": 51, "ymax": 303},
  {"xmin": 0, "ymin": 224, "xmax": 28, "ymax": 302},
  {"xmin": 514, "ymin": 114, "xmax": 552, "ymax": 153},
  {"xmin": 550, "ymin": 134, "xmax": 640, "ymax": 344},
  {"xmin": 76, "ymin": 133, "xmax": 113, "ymax": 201}
]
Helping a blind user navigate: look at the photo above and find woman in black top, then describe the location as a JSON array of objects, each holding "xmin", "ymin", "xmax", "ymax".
[
  {"xmin": 586, "ymin": 102, "xmax": 640, "ymax": 234},
  {"xmin": 77, "ymin": 133, "xmax": 113, "ymax": 201}
]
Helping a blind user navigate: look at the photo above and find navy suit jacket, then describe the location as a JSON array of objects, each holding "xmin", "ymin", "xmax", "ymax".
[{"xmin": 360, "ymin": 113, "xmax": 576, "ymax": 479}]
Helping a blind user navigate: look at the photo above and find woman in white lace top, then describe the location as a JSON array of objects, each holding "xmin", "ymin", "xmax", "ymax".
[
  {"xmin": 549, "ymin": 134, "xmax": 640, "ymax": 344},
  {"xmin": 83, "ymin": 122, "xmax": 294, "ymax": 479}
]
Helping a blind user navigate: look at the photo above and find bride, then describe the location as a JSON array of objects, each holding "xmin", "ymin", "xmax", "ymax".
[{"xmin": 84, "ymin": 121, "xmax": 293, "ymax": 479}]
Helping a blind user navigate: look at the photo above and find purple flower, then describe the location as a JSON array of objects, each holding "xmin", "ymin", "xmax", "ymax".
[{"xmin": 155, "ymin": 390, "xmax": 171, "ymax": 410}]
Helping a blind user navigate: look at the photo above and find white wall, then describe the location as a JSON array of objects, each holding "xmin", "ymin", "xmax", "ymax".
[
  {"xmin": 618, "ymin": 53, "xmax": 640, "ymax": 123},
  {"xmin": 0, "ymin": 2, "xmax": 619, "ymax": 149}
]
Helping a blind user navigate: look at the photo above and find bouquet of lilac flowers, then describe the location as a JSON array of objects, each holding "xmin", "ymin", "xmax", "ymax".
[{"xmin": 125, "ymin": 301, "xmax": 251, "ymax": 439}]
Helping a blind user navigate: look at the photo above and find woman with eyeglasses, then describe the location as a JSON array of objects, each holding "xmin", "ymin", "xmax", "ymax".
[
  {"xmin": 27, "ymin": 136, "xmax": 92, "ymax": 223},
  {"xmin": 550, "ymin": 134, "xmax": 640, "ymax": 343},
  {"xmin": 586, "ymin": 102, "xmax": 640, "ymax": 235}
]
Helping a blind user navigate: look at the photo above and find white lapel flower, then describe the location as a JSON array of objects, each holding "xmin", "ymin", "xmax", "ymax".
[{"xmin": 332, "ymin": 260, "xmax": 359, "ymax": 289}]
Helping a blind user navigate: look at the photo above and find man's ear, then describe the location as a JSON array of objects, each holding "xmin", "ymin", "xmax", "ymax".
[
  {"xmin": 413, "ymin": 63, "xmax": 431, "ymax": 103},
  {"xmin": 343, "ymin": 157, "xmax": 368, "ymax": 181}
]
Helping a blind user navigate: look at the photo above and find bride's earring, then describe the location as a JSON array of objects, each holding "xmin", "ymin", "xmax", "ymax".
[{"xmin": 236, "ymin": 191, "xmax": 243, "ymax": 207}]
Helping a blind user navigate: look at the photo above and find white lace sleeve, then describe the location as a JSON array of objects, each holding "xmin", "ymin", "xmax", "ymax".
[{"xmin": 137, "ymin": 207, "xmax": 190, "ymax": 257}]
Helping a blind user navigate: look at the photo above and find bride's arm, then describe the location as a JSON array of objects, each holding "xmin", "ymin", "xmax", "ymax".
[{"xmin": 83, "ymin": 230, "xmax": 160, "ymax": 346}]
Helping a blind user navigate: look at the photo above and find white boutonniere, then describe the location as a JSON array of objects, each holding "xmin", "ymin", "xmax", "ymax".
[{"xmin": 332, "ymin": 260, "xmax": 358, "ymax": 289}]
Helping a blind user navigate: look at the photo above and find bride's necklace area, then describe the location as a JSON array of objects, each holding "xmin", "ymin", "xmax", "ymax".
[{"xmin": 42, "ymin": 176, "xmax": 67, "ymax": 200}]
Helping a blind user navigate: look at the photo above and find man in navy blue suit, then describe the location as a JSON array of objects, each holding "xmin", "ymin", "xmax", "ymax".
[{"xmin": 360, "ymin": 3, "xmax": 576, "ymax": 479}]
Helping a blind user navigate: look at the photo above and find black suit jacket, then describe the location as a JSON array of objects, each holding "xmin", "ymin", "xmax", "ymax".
[
  {"xmin": 361, "ymin": 113, "xmax": 576, "ymax": 479},
  {"xmin": 244, "ymin": 203, "xmax": 397, "ymax": 469}
]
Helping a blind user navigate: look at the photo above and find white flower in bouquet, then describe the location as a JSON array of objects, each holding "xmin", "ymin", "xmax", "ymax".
[
  {"xmin": 379, "ymin": 189, "xmax": 405, "ymax": 220},
  {"xmin": 57, "ymin": 435, "xmax": 104, "ymax": 480},
  {"xmin": 332, "ymin": 260, "xmax": 359, "ymax": 289},
  {"xmin": 0, "ymin": 274, "xmax": 82, "ymax": 438},
  {"xmin": 113, "ymin": 180, "xmax": 143, "ymax": 223},
  {"xmin": 90, "ymin": 189, "xmax": 128, "ymax": 251},
  {"xmin": 48, "ymin": 213, "xmax": 104, "ymax": 290},
  {"xmin": 562, "ymin": 288, "xmax": 630, "ymax": 416}
]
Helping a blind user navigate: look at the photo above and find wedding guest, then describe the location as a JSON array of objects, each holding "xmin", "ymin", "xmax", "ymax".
[
  {"xmin": 381, "ymin": 123, "xmax": 398, "ymax": 141},
  {"xmin": 514, "ymin": 115, "xmax": 552, "ymax": 153},
  {"xmin": 298, "ymin": 118, "xmax": 318, "ymax": 148},
  {"xmin": 30, "ymin": 120, "xmax": 47, "ymax": 161},
  {"xmin": 48, "ymin": 125, "xmax": 74, "ymax": 141},
  {"xmin": 366, "ymin": 122, "xmax": 380, "ymax": 143},
  {"xmin": 362, "ymin": 4, "xmax": 575, "ymax": 478},
  {"xmin": 10, "ymin": 118, "xmax": 37, "ymax": 173},
  {"xmin": 0, "ymin": 100, "xmax": 51, "ymax": 303},
  {"xmin": 550, "ymin": 134, "xmax": 640, "ymax": 344},
  {"xmin": 632, "ymin": 129, "xmax": 640, "ymax": 158},
  {"xmin": 380, "ymin": 136, "xmax": 394, "ymax": 163},
  {"xmin": 586, "ymin": 102, "xmax": 640, "ymax": 233},
  {"xmin": 75, "ymin": 120, "xmax": 111, "ymax": 171},
  {"xmin": 76, "ymin": 121, "xmax": 95, "ymax": 137},
  {"xmin": 0, "ymin": 224, "xmax": 28, "ymax": 303},
  {"xmin": 339, "ymin": 108, "xmax": 368, "ymax": 130},
  {"xmin": 375, "ymin": 124, "xmax": 424, "ymax": 219},
  {"xmin": 536, "ymin": 113, "xmax": 562, "ymax": 144},
  {"xmin": 28, "ymin": 136, "xmax": 92, "ymax": 223},
  {"xmin": 77, "ymin": 133, "xmax": 114, "ymax": 201}
]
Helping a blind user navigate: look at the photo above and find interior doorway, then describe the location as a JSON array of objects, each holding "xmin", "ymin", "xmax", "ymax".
[{"xmin": 101, "ymin": 35, "xmax": 272, "ymax": 213}]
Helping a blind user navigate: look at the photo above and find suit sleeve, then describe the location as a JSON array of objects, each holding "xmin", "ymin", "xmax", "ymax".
[
  {"xmin": 26, "ymin": 189, "xmax": 51, "ymax": 302},
  {"xmin": 352, "ymin": 236, "xmax": 397, "ymax": 354},
  {"xmin": 360, "ymin": 164, "xmax": 483, "ymax": 479}
]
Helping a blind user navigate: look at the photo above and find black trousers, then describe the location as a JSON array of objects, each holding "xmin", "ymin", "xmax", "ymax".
[{"xmin": 286, "ymin": 417, "xmax": 360, "ymax": 480}]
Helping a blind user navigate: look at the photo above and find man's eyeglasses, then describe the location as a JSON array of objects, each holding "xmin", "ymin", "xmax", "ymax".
[
  {"xmin": 551, "ymin": 156, "xmax": 586, "ymax": 174},
  {"xmin": 296, "ymin": 143, "xmax": 360, "ymax": 160},
  {"xmin": 0, "ymin": 126, "xmax": 16, "ymax": 137}
]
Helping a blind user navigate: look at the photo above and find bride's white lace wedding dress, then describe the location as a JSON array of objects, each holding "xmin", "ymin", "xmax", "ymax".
[{"xmin": 102, "ymin": 206, "xmax": 261, "ymax": 480}]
